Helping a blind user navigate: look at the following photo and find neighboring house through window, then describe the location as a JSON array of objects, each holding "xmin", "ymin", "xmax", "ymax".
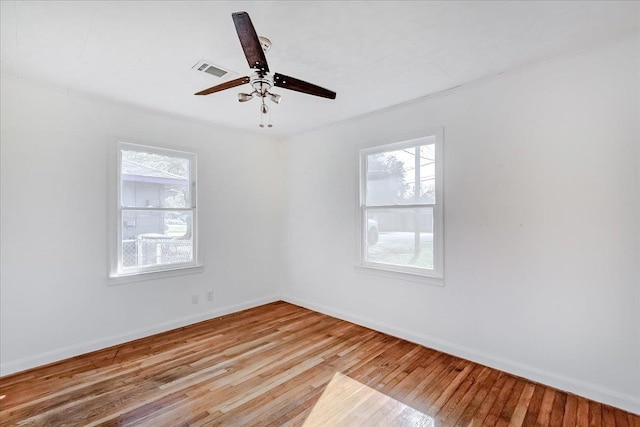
[
  {"xmin": 112, "ymin": 142, "xmax": 197, "ymax": 277},
  {"xmin": 360, "ymin": 132, "xmax": 443, "ymax": 280}
]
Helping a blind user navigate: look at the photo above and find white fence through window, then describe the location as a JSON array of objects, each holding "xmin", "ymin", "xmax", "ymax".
[{"xmin": 122, "ymin": 237, "xmax": 193, "ymax": 268}]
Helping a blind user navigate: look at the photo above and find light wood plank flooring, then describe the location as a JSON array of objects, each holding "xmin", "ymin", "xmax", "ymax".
[{"xmin": 0, "ymin": 302, "xmax": 638, "ymax": 426}]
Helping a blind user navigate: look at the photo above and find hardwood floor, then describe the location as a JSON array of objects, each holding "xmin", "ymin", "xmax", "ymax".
[{"xmin": 0, "ymin": 302, "xmax": 638, "ymax": 426}]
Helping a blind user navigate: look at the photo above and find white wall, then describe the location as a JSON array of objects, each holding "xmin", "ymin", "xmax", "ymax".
[
  {"xmin": 0, "ymin": 76, "xmax": 284, "ymax": 375},
  {"xmin": 282, "ymin": 37, "xmax": 640, "ymax": 413}
]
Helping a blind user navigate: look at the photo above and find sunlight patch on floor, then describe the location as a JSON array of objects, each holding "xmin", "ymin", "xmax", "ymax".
[{"xmin": 302, "ymin": 372, "xmax": 435, "ymax": 426}]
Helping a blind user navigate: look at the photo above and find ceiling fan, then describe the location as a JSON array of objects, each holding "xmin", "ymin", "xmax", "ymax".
[{"xmin": 195, "ymin": 11, "xmax": 336, "ymax": 127}]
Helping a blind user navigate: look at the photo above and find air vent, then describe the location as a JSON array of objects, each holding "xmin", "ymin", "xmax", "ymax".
[{"xmin": 192, "ymin": 60, "xmax": 234, "ymax": 78}]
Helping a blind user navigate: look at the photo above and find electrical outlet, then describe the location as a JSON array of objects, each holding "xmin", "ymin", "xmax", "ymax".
[
  {"xmin": 191, "ymin": 294, "xmax": 199, "ymax": 305},
  {"xmin": 206, "ymin": 290, "xmax": 214, "ymax": 302}
]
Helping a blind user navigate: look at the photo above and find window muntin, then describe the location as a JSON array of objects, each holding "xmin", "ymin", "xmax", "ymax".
[
  {"xmin": 360, "ymin": 134, "xmax": 443, "ymax": 278},
  {"xmin": 115, "ymin": 142, "xmax": 197, "ymax": 276}
]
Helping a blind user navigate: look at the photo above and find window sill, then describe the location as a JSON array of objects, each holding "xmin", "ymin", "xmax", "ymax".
[
  {"xmin": 355, "ymin": 264, "xmax": 444, "ymax": 287},
  {"xmin": 108, "ymin": 265, "xmax": 204, "ymax": 285}
]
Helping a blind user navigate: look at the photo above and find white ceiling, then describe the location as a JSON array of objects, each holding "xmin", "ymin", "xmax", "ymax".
[{"xmin": 1, "ymin": 1, "xmax": 638, "ymax": 137}]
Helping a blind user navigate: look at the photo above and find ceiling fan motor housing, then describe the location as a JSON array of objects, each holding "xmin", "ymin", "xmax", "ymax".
[
  {"xmin": 251, "ymin": 74, "xmax": 273, "ymax": 96},
  {"xmin": 258, "ymin": 36, "xmax": 272, "ymax": 53}
]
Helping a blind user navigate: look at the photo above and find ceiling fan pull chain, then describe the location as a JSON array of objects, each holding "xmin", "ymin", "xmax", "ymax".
[
  {"xmin": 259, "ymin": 103, "xmax": 264, "ymax": 128},
  {"xmin": 268, "ymin": 96, "xmax": 273, "ymax": 128}
]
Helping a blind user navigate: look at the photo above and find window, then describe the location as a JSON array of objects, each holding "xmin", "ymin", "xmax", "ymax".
[
  {"xmin": 112, "ymin": 142, "xmax": 197, "ymax": 277},
  {"xmin": 360, "ymin": 132, "xmax": 443, "ymax": 279}
]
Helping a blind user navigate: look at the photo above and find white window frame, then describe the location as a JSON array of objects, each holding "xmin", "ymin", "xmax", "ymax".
[
  {"xmin": 109, "ymin": 141, "xmax": 199, "ymax": 280},
  {"xmin": 359, "ymin": 131, "xmax": 444, "ymax": 280}
]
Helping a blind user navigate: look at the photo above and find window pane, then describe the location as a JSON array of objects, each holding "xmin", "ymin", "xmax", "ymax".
[
  {"xmin": 365, "ymin": 208, "xmax": 433, "ymax": 270},
  {"xmin": 366, "ymin": 142, "xmax": 435, "ymax": 206},
  {"xmin": 121, "ymin": 149, "xmax": 191, "ymax": 208},
  {"xmin": 121, "ymin": 210, "xmax": 193, "ymax": 269}
]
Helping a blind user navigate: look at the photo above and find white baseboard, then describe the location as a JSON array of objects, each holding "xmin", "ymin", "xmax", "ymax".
[
  {"xmin": 0, "ymin": 295, "xmax": 279, "ymax": 377},
  {"xmin": 281, "ymin": 294, "xmax": 640, "ymax": 415}
]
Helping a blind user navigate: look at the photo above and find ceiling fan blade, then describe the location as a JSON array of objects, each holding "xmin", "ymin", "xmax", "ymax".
[
  {"xmin": 232, "ymin": 12, "xmax": 269, "ymax": 73},
  {"xmin": 273, "ymin": 73, "xmax": 336, "ymax": 99},
  {"xmin": 194, "ymin": 76, "xmax": 250, "ymax": 96}
]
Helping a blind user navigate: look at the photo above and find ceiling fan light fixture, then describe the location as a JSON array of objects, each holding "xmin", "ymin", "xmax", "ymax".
[
  {"xmin": 268, "ymin": 93, "xmax": 282, "ymax": 104},
  {"xmin": 238, "ymin": 92, "xmax": 253, "ymax": 102}
]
